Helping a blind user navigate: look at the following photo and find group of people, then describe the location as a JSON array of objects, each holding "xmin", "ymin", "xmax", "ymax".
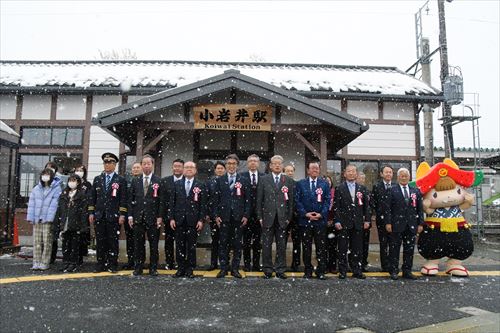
[{"xmin": 27, "ymin": 152, "xmax": 424, "ymax": 281}]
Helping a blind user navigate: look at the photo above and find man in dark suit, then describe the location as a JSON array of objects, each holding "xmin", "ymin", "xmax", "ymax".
[
  {"xmin": 370, "ymin": 165, "xmax": 395, "ymax": 272},
  {"xmin": 128, "ymin": 155, "xmax": 162, "ymax": 276},
  {"xmin": 213, "ymin": 154, "xmax": 251, "ymax": 279},
  {"xmin": 88, "ymin": 152, "xmax": 128, "ymax": 273},
  {"xmin": 385, "ymin": 168, "xmax": 424, "ymax": 280},
  {"xmin": 123, "ymin": 162, "xmax": 142, "ymax": 270},
  {"xmin": 159, "ymin": 159, "xmax": 184, "ymax": 270},
  {"xmin": 356, "ymin": 172, "xmax": 371, "ymax": 272},
  {"xmin": 284, "ymin": 164, "xmax": 301, "ymax": 272},
  {"xmin": 295, "ymin": 161, "xmax": 331, "ymax": 280},
  {"xmin": 168, "ymin": 161, "xmax": 206, "ymax": 278},
  {"xmin": 240, "ymin": 154, "xmax": 264, "ymax": 272},
  {"xmin": 333, "ymin": 164, "xmax": 370, "ymax": 279},
  {"xmin": 206, "ymin": 161, "xmax": 225, "ymax": 271},
  {"xmin": 256, "ymin": 155, "xmax": 295, "ymax": 279}
]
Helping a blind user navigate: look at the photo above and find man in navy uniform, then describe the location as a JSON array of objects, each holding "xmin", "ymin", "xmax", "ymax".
[
  {"xmin": 333, "ymin": 164, "xmax": 370, "ymax": 279},
  {"xmin": 168, "ymin": 161, "xmax": 207, "ymax": 278},
  {"xmin": 128, "ymin": 155, "xmax": 162, "ymax": 276},
  {"xmin": 385, "ymin": 168, "xmax": 424, "ymax": 280},
  {"xmin": 371, "ymin": 165, "xmax": 395, "ymax": 272},
  {"xmin": 159, "ymin": 159, "xmax": 184, "ymax": 270},
  {"xmin": 213, "ymin": 154, "xmax": 251, "ymax": 279},
  {"xmin": 240, "ymin": 154, "xmax": 264, "ymax": 272},
  {"xmin": 88, "ymin": 152, "xmax": 128, "ymax": 273},
  {"xmin": 295, "ymin": 161, "xmax": 331, "ymax": 280}
]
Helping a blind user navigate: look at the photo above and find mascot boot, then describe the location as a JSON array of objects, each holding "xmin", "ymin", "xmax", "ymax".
[
  {"xmin": 445, "ymin": 258, "xmax": 469, "ymax": 277},
  {"xmin": 421, "ymin": 259, "xmax": 440, "ymax": 276}
]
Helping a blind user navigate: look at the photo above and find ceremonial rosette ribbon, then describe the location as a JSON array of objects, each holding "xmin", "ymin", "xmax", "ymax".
[
  {"xmin": 315, "ymin": 188, "xmax": 323, "ymax": 202},
  {"xmin": 152, "ymin": 183, "xmax": 159, "ymax": 197},
  {"xmin": 234, "ymin": 182, "xmax": 242, "ymax": 196},
  {"xmin": 411, "ymin": 192, "xmax": 417, "ymax": 207},
  {"xmin": 356, "ymin": 191, "xmax": 363, "ymax": 205},
  {"xmin": 193, "ymin": 187, "xmax": 201, "ymax": 202},
  {"xmin": 281, "ymin": 186, "xmax": 289, "ymax": 201},
  {"xmin": 111, "ymin": 183, "xmax": 119, "ymax": 197}
]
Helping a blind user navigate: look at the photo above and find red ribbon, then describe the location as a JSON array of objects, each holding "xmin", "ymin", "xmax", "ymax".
[
  {"xmin": 411, "ymin": 193, "xmax": 417, "ymax": 207},
  {"xmin": 111, "ymin": 183, "xmax": 119, "ymax": 197},
  {"xmin": 152, "ymin": 183, "xmax": 159, "ymax": 198},
  {"xmin": 356, "ymin": 191, "xmax": 363, "ymax": 205},
  {"xmin": 234, "ymin": 182, "xmax": 242, "ymax": 196},
  {"xmin": 282, "ymin": 186, "xmax": 289, "ymax": 201},
  {"xmin": 316, "ymin": 188, "xmax": 323, "ymax": 202},
  {"xmin": 193, "ymin": 187, "xmax": 201, "ymax": 202}
]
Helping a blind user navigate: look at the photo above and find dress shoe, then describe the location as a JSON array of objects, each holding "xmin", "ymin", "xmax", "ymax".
[
  {"xmin": 186, "ymin": 271, "xmax": 195, "ymax": 279},
  {"xmin": 108, "ymin": 266, "xmax": 118, "ymax": 273},
  {"xmin": 276, "ymin": 273, "xmax": 287, "ymax": 280},
  {"xmin": 231, "ymin": 270, "xmax": 242, "ymax": 279},
  {"xmin": 338, "ymin": 272, "xmax": 347, "ymax": 279},
  {"xmin": 149, "ymin": 268, "xmax": 158, "ymax": 276},
  {"xmin": 290, "ymin": 265, "xmax": 299, "ymax": 272},
  {"xmin": 122, "ymin": 263, "xmax": 134, "ymax": 270},
  {"xmin": 402, "ymin": 272, "xmax": 418, "ymax": 280},
  {"xmin": 303, "ymin": 272, "xmax": 313, "ymax": 279},
  {"xmin": 389, "ymin": 273, "xmax": 399, "ymax": 280},
  {"xmin": 353, "ymin": 273, "xmax": 366, "ymax": 279},
  {"xmin": 173, "ymin": 270, "xmax": 185, "ymax": 278},
  {"xmin": 317, "ymin": 274, "xmax": 327, "ymax": 280},
  {"xmin": 207, "ymin": 264, "xmax": 218, "ymax": 271},
  {"xmin": 252, "ymin": 266, "xmax": 262, "ymax": 272},
  {"xmin": 132, "ymin": 269, "xmax": 143, "ymax": 276},
  {"xmin": 262, "ymin": 273, "xmax": 272, "ymax": 279},
  {"xmin": 216, "ymin": 270, "xmax": 228, "ymax": 278},
  {"xmin": 94, "ymin": 265, "xmax": 106, "ymax": 273}
]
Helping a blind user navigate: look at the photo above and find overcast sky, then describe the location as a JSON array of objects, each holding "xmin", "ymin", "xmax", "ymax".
[{"xmin": 1, "ymin": 0, "xmax": 499, "ymax": 149}]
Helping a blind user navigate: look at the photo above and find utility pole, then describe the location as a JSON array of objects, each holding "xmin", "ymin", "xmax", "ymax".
[
  {"xmin": 438, "ymin": 0, "xmax": 455, "ymax": 158},
  {"xmin": 421, "ymin": 38, "xmax": 434, "ymax": 164}
]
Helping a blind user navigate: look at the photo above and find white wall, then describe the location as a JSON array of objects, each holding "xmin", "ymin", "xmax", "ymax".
[
  {"xmin": 383, "ymin": 102, "xmax": 414, "ymax": 121},
  {"xmin": 160, "ymin": 131, "xmax": 194, "ymax": 176},
  {"xmin": 56, "ymin": 95, "xmax": 87, "ymax": 120},
  {"xmin": 347, "ymin": 124, "xmax": 416, "ymax": 156},
  {"xmin": 21, "ymin": 95, "xmax": 51, "ymax": 119},
  {"xmin": 313, "ymin": 99, "xmax": 341, "ymax": 111},
  {"xmin": 274, "ymin": 132, "xmax": 305, "ymax": 179},
  {"xmin": 281, "ymin": 107, "xmax": 321, "ymax": 125},
  {"xmin": 0, "ymin": 95, "xmax": 17, "ymax": 119},
  {"xmin": 87, "ymin": 96, "xmax": 122, "ymax": 181},
  {"xmin": 347, "ymin": 100, "xmax": 378, "ymax": 120}
]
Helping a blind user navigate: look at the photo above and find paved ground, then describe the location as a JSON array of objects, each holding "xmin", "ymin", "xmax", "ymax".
[{"xmin": 1, "ymin": 238, "xmax": 499, "ymax": 333}]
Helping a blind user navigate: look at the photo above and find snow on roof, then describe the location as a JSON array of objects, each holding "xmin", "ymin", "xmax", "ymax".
[
  {"xmin": 0, "ymin": 120, "xmax": 20, "ymax": 137},
  {"xmin": 0, "ymin": 60, "xmax": 440, "ymax": 96}
]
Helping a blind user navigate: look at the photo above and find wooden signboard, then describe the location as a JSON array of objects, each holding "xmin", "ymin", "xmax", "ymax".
[{"xmin": 193, "ymin": 104, "xmax": 272, "ymax": 131}]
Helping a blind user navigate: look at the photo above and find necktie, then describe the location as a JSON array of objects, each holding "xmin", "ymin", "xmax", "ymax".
[
  {"xmin": 385, "ymin": 182, "xmax": 391, "ymax": 190},
  {"xmin": 105, "ymin": 174, "xmax": 111, "ymax": 190},
  {"xmin": 143, "ymin": 176, "xmax": 149, "ymax": 196},
  {"xmin": 252, "ymin": 173, "xmax": 256, "ymax": 186},
  {"xmin": 311, "ymin": 180, "xmax": 316, "ymax": 192},
  {"xmin": 348, "ymin": 182, "xmax": 355, "ymax": 200},
  {"xmin": 185, "ymin": 180, "xmax": 191, "ymax": 196},
  {"xmin": 275, "ymin": 175, "xmax": 280, "ymax": 188},
  {"xmin": 229, "ymin": 175, "xmax": 235, "ymax": 190},
  {"xmin": 403, "ymin": 186, "xmax": 409, "ymax": 200}
]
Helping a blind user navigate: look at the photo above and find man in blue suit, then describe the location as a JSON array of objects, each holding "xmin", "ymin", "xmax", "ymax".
[
  {"xmin": 385, "ymin": 168, "xmax": 424, "ymax": 280},
  {"xmin": 295, "ymin": 161, "xmax": 331, "ymax": 279},
  {"xmin": 213, "ymin": 154, "xmax": 251, "ymax": 279}
]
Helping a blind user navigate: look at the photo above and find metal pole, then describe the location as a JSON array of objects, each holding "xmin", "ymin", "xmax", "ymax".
[
  {"xmin": 421, "ymin": 38, "xmax": 434, "ymax": 164},
  {"xmin": 438, "ymin": 0, "xmax": 455, "ymax": 158}
]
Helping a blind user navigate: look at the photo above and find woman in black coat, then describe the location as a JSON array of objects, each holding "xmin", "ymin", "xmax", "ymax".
[
  {"xmin": 74, "ymin": 165, "xmax": 92, "ymax": 265},
  {"xmin": 55, "ymin": 174, "xmax": 88, "ymax": 273}
]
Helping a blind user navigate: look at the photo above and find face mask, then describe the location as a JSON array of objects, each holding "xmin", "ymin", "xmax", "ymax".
[
  {"xmin": 75, "ymin": 171, "xmax": 84, "ymax": 179},
  {"xmin": 68, "ymin": 181, "xmax": 78, "ymax": 189},
  {"xmin": 41, "ymin": 175, "xmax": 50, "ymax": 182}
]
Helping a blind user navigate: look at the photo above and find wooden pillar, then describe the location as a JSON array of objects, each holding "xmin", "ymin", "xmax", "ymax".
[
  {"xmin": 320, "ymin": 131, "xmax": 327, "ymax": 175},
  {"xmin": 136, "ymin": 128, "xmax": 144, "ymax": 161}
]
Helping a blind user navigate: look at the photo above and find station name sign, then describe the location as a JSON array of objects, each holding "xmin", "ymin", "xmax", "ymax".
[{"xmin": 193, "ymin": 104, "xmax": 272, "ymax": 132}]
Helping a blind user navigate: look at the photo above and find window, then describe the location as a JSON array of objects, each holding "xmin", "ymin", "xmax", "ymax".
[
  {"xmin": 18, "ymin": 153, "xmax": 82, "ymax": 206},
  {"xmin": 21, "ymin": 127, "xmax": 83, "ymax": 147}
]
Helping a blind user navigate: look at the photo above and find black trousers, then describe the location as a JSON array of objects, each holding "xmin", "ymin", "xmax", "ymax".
[
  {"xmin": 388, "ymin": 225, "xmax": 416, "ymax": 274},
  {"xmin": 418, "ymin": 227, "xmax": 473, "ymax": 260},
  {"xmin": 301, "ymin": 225, "xmax": 327, "ymax": 275},
  {"xmin": 62, "ymin": 230, "xmax": 81, "ymax": 265},
  {"xmin": 164, "ymin": 224, "xmax": 176, "ymax": 267},
  {"xmin": 133, "ymin": 222, "xmax": 160, "ymax": 269},
  {"xmin": 219, "ymin": 216, "xmax": 244, "ymax": 272},
  {"xmin": 376, "ymin": 221, "xmax": 390, "ymax": 271},
  {"xmin": 50, "ymin": 239, "xmax": 58, "ymax": 264},
  {"xmin": 287, "ymin": 218, "xmax": 301, "ymax": 268},
  {"xmin": 209, "ymin": 221, "xmax": 220, "ymax": 267},
  {"xmin": 262, "ymin": 217, "xmax": 287, "ymax": 275},
  {"xmin": 95, "ymin": 219, "xmax": 120, "ymax": 268},
  {"xmin": 362, "ymin": 227, "xmax": 370, "ymax": 267},
  {"xmin": 338, "ymin": 227, "xmax": 363, "ymax": 275},
  {"xmin": 243, "ymin": 217, "xmax": 262, "ymax": 269},
  {"xmin": 123, "ymin": 220, "xmax": 135, "ymax": 266},
  {"xmin": 78, "ymin": 228, "xmax": 91, "ymax": 265},
  {"xmin": 175, "ymin": 223, "xmax": 198, "ymax": 273},
  {"xmin": 325, "ymin": 226, "xmax": 338, "ymax": 270}
]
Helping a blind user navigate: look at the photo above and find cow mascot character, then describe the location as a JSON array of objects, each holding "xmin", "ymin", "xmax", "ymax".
[{"xmin": 414, "ymin": 158, "xmax": 483, "ymax": 277}]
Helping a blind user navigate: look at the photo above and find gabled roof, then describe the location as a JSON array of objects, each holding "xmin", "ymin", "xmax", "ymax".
[
  {"xmin": 0, "ymin": 60, "xmax": 442, "ymax": 102},
  {"xmin": 95, "ymin": 69, "xmax": 369, "ymax": 151}
]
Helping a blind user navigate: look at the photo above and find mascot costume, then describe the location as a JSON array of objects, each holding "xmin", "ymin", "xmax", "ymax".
[{"xmin": 414, "ymin": 158, "xmax": 483, "ymax": 277}]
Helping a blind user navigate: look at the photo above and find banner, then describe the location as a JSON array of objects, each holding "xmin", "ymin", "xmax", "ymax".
[{"xmin": 193, "ymin": 104, "xmax": 272, "ymax": 131}]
